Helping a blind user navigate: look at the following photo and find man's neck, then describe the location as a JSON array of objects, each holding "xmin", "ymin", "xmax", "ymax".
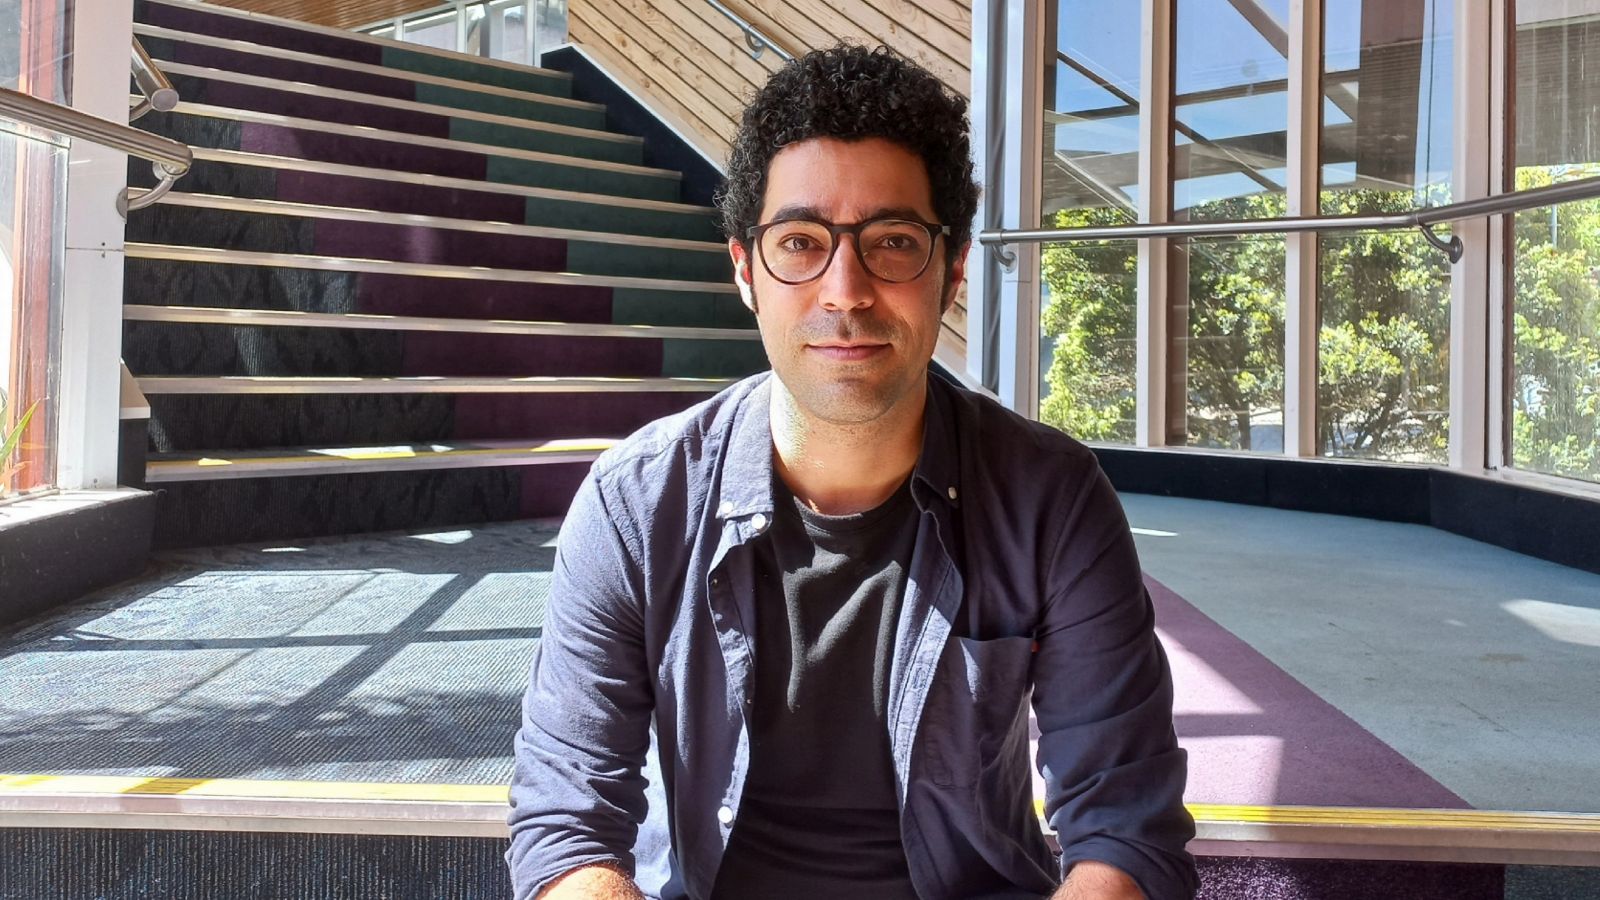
[{"xmin": 770, "ymin": 380, "xmax": 926, "ymax": 516}]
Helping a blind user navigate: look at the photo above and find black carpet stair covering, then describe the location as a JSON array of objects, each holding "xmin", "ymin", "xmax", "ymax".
[{"xmin": 121, "ymin": 0, "xmax": 766, "ymax": 548}]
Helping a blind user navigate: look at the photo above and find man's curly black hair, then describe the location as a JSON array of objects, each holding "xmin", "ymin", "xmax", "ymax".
[{"xmin": 718, "ymin": 44, "xmax": 980, "ymax": 268}]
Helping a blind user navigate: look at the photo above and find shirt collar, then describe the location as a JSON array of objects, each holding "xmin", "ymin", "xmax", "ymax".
[{"xmin": 716, "ymin": 372, "xmax": 962, "ymax": 524}]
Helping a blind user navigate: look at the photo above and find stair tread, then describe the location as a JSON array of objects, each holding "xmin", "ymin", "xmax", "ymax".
[
  {"xmin": 141, "ymin": 0, "xmax": 576, "ymax": 80},
  {"xmin": 134, "ymin": 22, "xmax": 596, "ymax": 110},
  {"xmin": 137, "ymin": 374, "xmax": 739, "ymax": 394},
  {"xmin": 146, "ymin": 437, "xmax": 619, "ymax": 481},
  {"xmin": 154, "ymin": 59, "xmax": 640, "ymax": 145},
  {"xmin": 156, "ymin": 100, "xmax": 680, "ymax": 179},
  {"xmin": 183, "ymin": 146, "xmax": 720, "ymax": 215},
  {"xmin": 143, "ymin": 192, "xmax": 723, "ymax": 252},
  {"xmin": 125, "ymin": 243, "xmax": 739, "ymax": 294},
  {"xmin": 123, "ymin": 304, "xmax": 757, "ymax": 340}
]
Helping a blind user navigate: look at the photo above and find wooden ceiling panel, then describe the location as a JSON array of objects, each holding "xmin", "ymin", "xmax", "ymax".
[{"xmin": 203, "ymin": 0, "xmax": 444, "ymax": 30}]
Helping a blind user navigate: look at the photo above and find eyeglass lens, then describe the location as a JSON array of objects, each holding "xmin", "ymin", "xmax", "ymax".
[{"xmin": 758, "ymin": 219, "xmax": 935, "ymax": 284}]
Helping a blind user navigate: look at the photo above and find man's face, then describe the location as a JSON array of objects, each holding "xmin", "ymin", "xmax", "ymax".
[{"xmin": 728, "ymin": 137, "xmax": 967, "ymax": 427}]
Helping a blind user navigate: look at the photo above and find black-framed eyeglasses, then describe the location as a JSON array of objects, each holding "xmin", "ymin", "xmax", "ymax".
[{"xmin": 745, "ymin": 216, "xmax": 952, "ymax": 285}]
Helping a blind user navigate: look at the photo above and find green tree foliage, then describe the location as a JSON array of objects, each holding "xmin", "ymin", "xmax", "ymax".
[
  {"xmin": 1040, "ymin": 181, "xmax": 1596, "ymax": 480},
  {"xmin": 1510, "ymin": 166, "xmax": 1600, "ymax": 481}
]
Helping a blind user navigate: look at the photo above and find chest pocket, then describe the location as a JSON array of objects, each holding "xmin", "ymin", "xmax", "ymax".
[{"xmin": 920, "ymin": 634, "xmax": 1035, "ymax": 787}]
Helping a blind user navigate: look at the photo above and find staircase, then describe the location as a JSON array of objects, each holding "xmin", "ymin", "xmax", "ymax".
[{"xmin": 123, "ymin": 0, "xmax": 765, "ymax": 548}]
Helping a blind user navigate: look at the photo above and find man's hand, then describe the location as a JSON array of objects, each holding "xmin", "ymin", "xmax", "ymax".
[
  {"xmin": 535, "ymin": 862, "xmax": 645, "ymax": 900},
  {"xmin": 1049, "ymin": 860, "xmax": 1145, "ymax": 900}
]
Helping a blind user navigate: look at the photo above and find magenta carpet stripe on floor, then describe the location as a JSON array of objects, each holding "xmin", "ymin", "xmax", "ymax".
[
  {"xmin": 1147, "ymin": 575, "xmax": 1469, "ymax": 809},
  {"xmin": 274, "ymin": 171, "xmax": 527, "ymax": 223},
  {"xmin": 313, "ymin": 219, "xmax": 565, "ymax": 271},
  {"xmin": 353, "ymin": 274, "xmax": 614, "ymax": 324}
]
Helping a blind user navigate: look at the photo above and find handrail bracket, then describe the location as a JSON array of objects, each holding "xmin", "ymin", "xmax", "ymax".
[{"xmin": 1417, "ymin": 222, "xmax": 1464, "ymax": 264}]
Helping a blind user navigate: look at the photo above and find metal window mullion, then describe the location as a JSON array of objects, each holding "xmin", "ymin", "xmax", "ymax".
[
  {"xmin": 1136, "ymin": 0, "xmax": 1174, "ymax": 448},
  {"xmin": 996, "ymin": 0, "xmax": 1045, "ymax": 417},
  {"xmin": 1450, "ymin": 0, "xmax": 1494, "ymax": 471},
  {"xmin": 965, "ymin": 0, "xmax": 1002, "ymax": 393},
  {"xmin": 1283, "ymin": 0, "xmax": 1322, "ymax": 458},
  {"xmin": 1486, "ymin": 0, "xmax": 1510, "ymax": 471}
]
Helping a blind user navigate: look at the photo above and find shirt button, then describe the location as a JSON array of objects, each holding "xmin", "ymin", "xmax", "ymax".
[
  {"xmin": 717, "ymin": 805, "xmax": 734, "ymax": 825},
  {"xmin": 947, "ymin": 486, "xmax": 958, "ymax": 500},
  {"xmin": 750, "ymin": 513, "xmax": 768, "ymax": 532},
  {"xmin": 718, "ymin": 500, "xmax": 734, "ymax": 516}
]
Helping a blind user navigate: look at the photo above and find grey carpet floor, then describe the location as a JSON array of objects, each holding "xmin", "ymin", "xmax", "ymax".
[{"xmin": 0, "ymin": 520, "xmax": 559, "ymax": 784}]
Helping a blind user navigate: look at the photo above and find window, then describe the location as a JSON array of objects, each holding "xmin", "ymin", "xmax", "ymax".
[
  {"xmin": 1037, "ymin": 0, "xmax": 1142, "ymax": 445},
  {"xmin": 1316, "ymin": 0, "xmax": 1454, "ymax": 464}
]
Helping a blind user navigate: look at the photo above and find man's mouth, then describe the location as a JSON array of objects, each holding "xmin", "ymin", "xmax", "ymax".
[{"xmin": 807, "ymin": 342, "xmax": 889, "ymax": 362}]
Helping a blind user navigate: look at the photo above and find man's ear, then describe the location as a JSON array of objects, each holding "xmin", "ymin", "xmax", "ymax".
[
  {"xmin": 728, "ymin": 238, "xmax": 757, "ymax": 313},
  {"xmin": 941, "ymin": 241, "xmax": 972, "ymax": 313}
]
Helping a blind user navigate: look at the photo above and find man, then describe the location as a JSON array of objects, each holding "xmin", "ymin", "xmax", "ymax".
[{"xmin": 508, "ymin": 45, "xmax": 1196, "ymax": 900}]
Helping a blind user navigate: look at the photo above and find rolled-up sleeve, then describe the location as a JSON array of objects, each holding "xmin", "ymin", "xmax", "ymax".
[
  {"xmin": 1033, "ymin": 464, "xmax": 1197, "ymax": 900},
  {"xmin": 507, "ymin": 470, "xmax": 654, "ymax": 899}
]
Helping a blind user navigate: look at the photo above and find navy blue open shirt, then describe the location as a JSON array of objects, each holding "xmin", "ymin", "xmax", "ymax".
[{"xmin": 507, "ymin": 372, "xmax": 1197, "ymax": 899}]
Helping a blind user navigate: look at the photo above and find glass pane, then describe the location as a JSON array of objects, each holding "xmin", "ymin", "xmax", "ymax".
[
  {"xmin": 1040, "ymin": 237, "xmax": 1139, "ymax": 443},
  {"xmin": 0, "ymin": 123, "xmax": 67, "ymax": 500},
  {"xmin": 1174, "ymin": 234, "xmax": 1287, "ymax": 451},
  {"xmin": 534, "ymin": 0, "xmax": 569, "ymax": 64},
  {"xmin": 1172, "ymin": 0, "xmax": 1289, "ymax": 221},
  {"xmin": 369, "ymin": 25, "xmax": 396, "ymax": 40},
  {"xmin": 489, "ymin": 0, "xmax": 529, "ymax": 65},
  {"xmin": 1508, "ymin": 2, "xmax": 1600, "ymax": 483},
  {"xmin": 1, "ymin": 0, "xmax": 69, "ymax": 103},
  {"xmin": 1172, "ymin": 0, "xmax": 1288, "ymax": 451},
  {"xmin": 403, "ymin": 10, "xmax": 459, "ymax": 51},
  {"xmin": 1316, "ymin": 0, "xmax": 1454, "ymax": 463},
  {"xmin": 1038, "ymin": 1, "xmax": 1141, "ymax": 444}
]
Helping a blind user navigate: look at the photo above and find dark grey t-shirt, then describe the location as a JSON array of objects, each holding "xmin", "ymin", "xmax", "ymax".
[{"xmin": 709, "ymin": 475, "xmax": 920, "ymax": 899}]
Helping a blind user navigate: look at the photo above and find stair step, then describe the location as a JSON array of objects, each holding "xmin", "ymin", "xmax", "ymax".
[
  {"xmin": 142, "ymin": 147, "xmax": 722, "ymax": 242},
  {"xmin": 136, "ymin": 25, "xmax": 606, "ymax": 130},
  {"xmin": 143, "ymin": 101, "xmax": 681, "ymax": 202},
  {"xmin": 146, "ymin": 438, "xmax": 618, "ymax": 482},
  {"xmin": 123, "ymin": 304, "xmax": 755, "ymax": 342},
  {"xmin": 136, "ymin": 375, "xmax": 737, "ymax": 395},
  {"xmin": 125, "ymin": 243, "xmax": 735, "ymax": 296},
  {"xmin": 120, "ymin": 318, "xmax": 766, "ymax": 379},
  {"xmin": 155, "ymin": 61, "xmax": 643, "ymax": 165},
  {"xmin": 121, "ymin": 257, "xmax": 749, "ymax": 331},
  {"xmin": 125, "ymin": 194, "xmax": 732, "ymax": 282},
  {"xmin": 136, "ymin": 0, "xmax": 574, "ymax": 97},
  {"xmin": 144, "ymin": 390, "xmax": 716, "ymax": 452}
]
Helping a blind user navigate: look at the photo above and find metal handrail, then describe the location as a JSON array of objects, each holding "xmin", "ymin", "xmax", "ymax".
[
  {"xmin": 706, "ymin": 0, "xmax": 793, "ymax": 62},
  {"xmin": 981, "ymin": 174, "xmax": 1600, "ymax": 263},
  {"xmin": 0, "ymin": 85, "xmax": 191, "ymax": 219},
  {"xmin": 130, "ymin": 37, "xmax": 179, "ymax": 122}
]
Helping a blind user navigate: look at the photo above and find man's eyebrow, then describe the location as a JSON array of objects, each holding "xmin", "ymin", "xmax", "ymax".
[{"xmin": 764, "ymin": 205, "xmax": 933, "ymax": 223}]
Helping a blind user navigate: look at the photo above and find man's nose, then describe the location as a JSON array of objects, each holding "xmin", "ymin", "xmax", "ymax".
[{"xmin": 817, "ymin": 235, "xmax": 875, "ymax": 312}]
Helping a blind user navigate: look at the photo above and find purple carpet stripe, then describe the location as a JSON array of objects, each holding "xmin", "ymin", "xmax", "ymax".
[
  {"xmin": 451, "ymin": 391, "xmax": 716, "ymax": 441},
  {"xmin": 168, "ymin": 41, "xmax": 413, "ymax": 99},
  {"xmin": 399, "ymin": 333, "xmax": 665, "ymax": 378},
  {"xmin": 200, "ymin": 80, "xmax": 450, "ymax": 137},
  {"xmin": 1146, "ymin": 575, "xmax": 1469, "ymax": 810},
  {"xmin": 239, "ymin": 123, "xmax": 488, "ymax": 180},
  {"xmin": 141, "ymin": 3, "xmax": 384, "ymax": 65},
  {"xmin": 274, "ymin": 171, "xmax": 525, "ymax": 222},
  {"xmin": 313, "ymin": 220, "xmax": 565, "ymax": 271},
  {"xmin": 519, "ymin": 462, "xmax": 592, "ymax": 519},
  {"xmin": 353, "ymin": 274, "xmax": 613, "ymax": 324}
]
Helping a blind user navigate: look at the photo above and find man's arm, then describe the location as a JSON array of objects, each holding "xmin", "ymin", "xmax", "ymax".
[
  {"xmin": 1049, "ymin": 860, "xmax": 1145, "ymax": 900},
  {"xmin": 507, "ymin": 472, "xmax": 655, "ymax": 900},
  {"xmin": 537, "ymin": 862, "xmax": 646, "ymax": 899},
  {"xmin": 1032, "ymin": 463, "xmax": 1198, "ymax": 900}
]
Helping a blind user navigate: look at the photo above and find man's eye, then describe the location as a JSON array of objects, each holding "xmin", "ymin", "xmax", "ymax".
[
  {"xmin": 873, "ymin": 232, "xmax": 923, "ymax": 252},
  {"xmin": 777, "ymin": 234, "xmax": 823, "ymax": 253}
]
